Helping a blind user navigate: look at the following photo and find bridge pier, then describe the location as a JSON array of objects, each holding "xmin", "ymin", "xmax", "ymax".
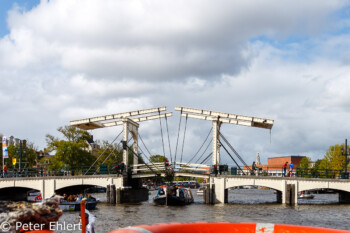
[
  {"xmin": 212, "ymin": 177, "xmax": 228, "ymax": 204},
  {"xmin": 276, "ymin": 190, "xmax": 282, "ymax": 203},
  {"xmin": 283, "ymin": 184, "xmax": 297, "ymax": 205},
  {"xmin": 115, "ymin": 177, "xmax": 149, "ymax": 204},
  {"xmin": 339, "ymin": 191, "xmax": 350, "ymax": 203},
  {"xmin": 41, "ymin": 180, "xmax": 56, "ymax": 199}
]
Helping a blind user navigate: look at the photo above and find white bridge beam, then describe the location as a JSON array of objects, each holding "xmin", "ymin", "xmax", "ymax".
[{"xmin": 175, "ymin": 106, "xmax": 274, "ymax": 166}]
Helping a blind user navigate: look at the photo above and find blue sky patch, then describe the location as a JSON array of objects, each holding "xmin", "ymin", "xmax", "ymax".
[{"xmin": 0, "ymin": 0, "xmax": 40, "ymax": 37}]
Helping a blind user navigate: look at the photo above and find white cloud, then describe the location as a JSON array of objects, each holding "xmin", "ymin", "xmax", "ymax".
[{"xmin": 0, "ymin": 0, "xmax": 350, "ymax": 166}]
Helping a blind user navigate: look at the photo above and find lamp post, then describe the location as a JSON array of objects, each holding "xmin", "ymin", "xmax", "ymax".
[{"xmin": 341, "ymin": 139, "xmax": 349, "ymax": 178}]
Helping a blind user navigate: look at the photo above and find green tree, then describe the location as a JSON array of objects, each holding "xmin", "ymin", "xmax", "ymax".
[
  {"xmin": 297, "ymin": 156, "xmax": 312, "ymax": 177},
  {"xmin": 324, "ymin": 144, "xmax": 345, "ymax": 171},
  {"xmin": 299, "ymin": 157, "xmax": 312, "ymax": 170},
  {"xmin": 93, "ymin": 140, "xmax": 123, "ymax": 166},
  {"xmin": 149, "ymin": 155, "xmax": 168, "ymax": 163},
  {"xmin": 46, "ymin": 126, "xmax": 95, "ymax": 171}
]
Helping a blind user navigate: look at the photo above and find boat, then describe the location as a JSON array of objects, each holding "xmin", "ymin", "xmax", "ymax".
[
  {"xmin": 109, "ymin": 222, "xmax": 350, "ymax": 233},
  {"xmin": 27, "ymin": 190, "xmax": 42, "ymax": 202},
  {"xmin": 196, "ymin": 187, "xmax": 205, "ymax": 196},
  {"xmin": 59, "ymin": 199, "xmax": 98, "ymax": 211},
  {"xmin": 298, "ymin": 192, "xmax": 314, "ymax": 199},
  {"xmin": 153, "ymin": 186, "xmax": 194, "ymax": 206}
]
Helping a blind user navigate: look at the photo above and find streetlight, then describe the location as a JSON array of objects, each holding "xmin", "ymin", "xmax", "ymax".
[{"xmin": 341, "ymin": 139, "xmax": 349, "ymax": 179}]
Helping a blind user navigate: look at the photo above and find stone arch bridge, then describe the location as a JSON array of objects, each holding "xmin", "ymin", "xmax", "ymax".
[
  {"xmin": 1, "ymin": 174, "xmax": 350, "ymax": 205},
  {"xmin": 212, "ymin": 176, "xmax": 350, "ymax": 205}
]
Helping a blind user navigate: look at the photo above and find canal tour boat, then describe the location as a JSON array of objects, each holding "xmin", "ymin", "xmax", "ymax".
[
  {"xmin": 27, "ymin": 190, "xmax": 42, "ymax": 202},
  {"xmin": 154, "ymin": 186, "xmax": 194, "ymax": 206},
  {"xmin": 58, "ymin": 199, "xmax": 98, "ymax": 211},
  {"xmin": 196, "ymin": 187, "xmax": 205, "ymax": 196},
  {"xmin": 298, "ymin": 191, "xmax": 314, "ymax": 199}
]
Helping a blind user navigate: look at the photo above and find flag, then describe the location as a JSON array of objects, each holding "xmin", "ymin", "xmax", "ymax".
[{"xmin": 2, "ymin": 136, "xmax": 8, "ymax": 159}]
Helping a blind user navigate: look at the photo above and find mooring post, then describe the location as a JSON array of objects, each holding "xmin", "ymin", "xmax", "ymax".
[
  {"xmin": 110, "ymin": 184, "xmax": 116, "ymax": 204},
  {"xmin": 106, "ymin": 185, "xmax": 111, "ymax": 203},
  {"xmin": 117, "ymin": 188, "xmax": 122, "ymax": 204}
]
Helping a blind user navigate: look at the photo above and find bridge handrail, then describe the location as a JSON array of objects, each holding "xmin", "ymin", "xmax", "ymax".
[{"xmin": 0, "ymin": 166, "xmax": 348, "ymax": 180}]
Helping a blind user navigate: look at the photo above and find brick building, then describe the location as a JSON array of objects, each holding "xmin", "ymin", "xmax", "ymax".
[
  {"xmin": 245, "ymin": 155, "xmax": 306, "ymax": 176},
  {"xmin": 267, "ymin": 155, "xmax": 305, "ymax": 170}
]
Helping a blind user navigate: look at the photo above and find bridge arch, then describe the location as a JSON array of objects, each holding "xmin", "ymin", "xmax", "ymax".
[
  {"xmin": 0, "ymin": 187, "xmax": 40, "ymax": 201},
  {"xmin": 225, "ymin": 177, "xmax": 284, "ymax": 192}
]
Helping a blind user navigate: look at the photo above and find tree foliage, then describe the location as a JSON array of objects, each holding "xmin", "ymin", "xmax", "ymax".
[
  {"xmin": 324, "ymin": 144, "xmax": 345, "ymax": 171},
  {"xmin": 149, "ymin": 155, "xmax": 168, "ymax": 163},
  {"xmin": 4, "ymin": 142, "xmax": 38, "ymax": 169},
  {"xmin": 299, "ymin": 157, "xmax": 312, "ymax": 170},
  {"xmin": 92, "ymin": 140, "xmax": 123, "ymax": 166},
  {"xmin": 45, "ymin": 126, "xmax": 95, "ymax": 170}
]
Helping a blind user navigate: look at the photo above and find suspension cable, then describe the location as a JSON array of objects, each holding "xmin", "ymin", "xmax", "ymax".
[
  {"xmin": 186, "ymin": 127, "xmax": 212, "ymax": 165},
  {"xmin": 200, "ymin": 152, "xmax": 213, "ymax": 164},
  {"xmin": 100, "ymin": 143, "xmax": 119, "ymax": 165},
  {"xmin": 195, "ymin": 139, "xmax": 212, "ymax": 164},
  {"xmin": 138, "ymin": 132, "xmax": 162, "ymax": 169},
  {"xmin": 219, "ymin": 131, "xmax": 250, "ymax": 170},
  {"xmin": 180, "ymin": 115, "xmax": 188, "ymax": 163},
  {"xmin": 84, "ymin": 130, "xmax": 123, "ymax": 175},
  {"xmin": 165, "ymin": 115, "xmax": 173, "ymax": 164},
  {"xmin": 139, "ymin": 133, "xmax": 153, "ymax": 158},
  {"xmin": 219, "ymin": 140, "xmax": 245, "ymax": 175},
  {"xmin": 126, "ymin": 144, "xmax": 158, "ymax": 174},
  {"xmin": 174, "ymin": 110, "xmax": 183, "ymax": 164}
]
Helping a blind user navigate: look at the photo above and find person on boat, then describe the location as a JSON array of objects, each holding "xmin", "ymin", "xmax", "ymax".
[
  {"xmin": 282, "ymin": 162, "xmax": 288, "ymax": 177},
  {"xmin": 77, "ymin": 194, "xmax": 84, "ymax": 202},
  {"xmin": 63, "ymin": 194, "xmax": 67, "ymax": 201},
  {"xmin": 80, "ymin": 209, "xmax": 96, "ymax": 233},
  {"xmin": 158, "ymin": 188, "xmax": 165, "ymax": 196},
  {"xmin": 67, "ymin": 194, "xmax": 76, "ymax": 202},
  {"xmin": 179, "ymin": 188, "xmax": 185, "ymax": 198},
  {"xmin": 86, "ymin": 194, "xmax": 96, "ymax": 202}
]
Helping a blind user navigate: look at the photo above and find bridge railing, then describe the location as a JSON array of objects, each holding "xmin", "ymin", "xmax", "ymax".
[
  {"xmin": 0, "ymin": 164, "xmax": 122, "ymax": 178},
  {"xmin": 0, "ymin": 165, "xmax": 348, "ymax": 180}
]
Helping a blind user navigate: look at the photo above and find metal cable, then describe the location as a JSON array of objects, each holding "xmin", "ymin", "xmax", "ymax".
[
  {"xmin": 200, "ymin": 152, "xmax": 213, "ymax": 164},
  {"xmin": 195, "ymin": 139, "xmax": 212, "ymax": 164},
  {"xmin": 84, "ymin": 130, "xmax": 123, "ymax": 175},
  {"xmin": 220, "ymin": 140, "xmax": 245, "ymax": 175},
  {"xmin": 138, "ymin": 132, "xmax": 162, "ymax": 169},
  {"xmin": 186, "ymin": 127, "xmax": 212, "ymax": 165},
  {"xmin": 219, "ymin": 131, "xmax": 250, "ymax": 169}
]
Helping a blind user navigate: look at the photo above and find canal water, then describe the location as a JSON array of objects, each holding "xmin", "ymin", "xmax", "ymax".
[{"xmin": 58, "ymin": 189, "xmax": 350, "ymax": 233}]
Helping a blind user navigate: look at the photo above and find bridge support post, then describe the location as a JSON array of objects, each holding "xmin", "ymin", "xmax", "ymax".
[
  {"xmin": 339, "ymin": 191, "xmax": 350, "ymax": 203},
  {"xmin": 284, "ymin": 184, "xmax": 297, "ymax": 205},
  {"xmin": 212, "ymin": 120, "xmax": 222, "ymax": 166},
  {"xmin": 213, "ymin": 177, "xmax": 227, "ymax": 204},
  {"xmin": 276, "ymin": 191, "xmax": 282, "ymax": 203},
  {"xmin": 122, "ymin": 119, "xmax": 139, "ymax": 174},
  {"xmin": 41, "ymin": 180, "xmax": 55, "ymax": 200}
]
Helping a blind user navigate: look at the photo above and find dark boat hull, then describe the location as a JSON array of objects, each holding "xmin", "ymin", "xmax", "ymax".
[
  {"xmin": 154, "ymin": 195, "xmax": 192, "ymax": 206},
  {"xmin": 59, "ymin": 201, "xmax": 97, "ymax": 211}
]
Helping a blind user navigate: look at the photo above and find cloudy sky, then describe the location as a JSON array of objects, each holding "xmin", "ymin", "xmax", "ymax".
[{"xmin": 1, "ymin": 0, "xmax": 350, "ymax": 165}]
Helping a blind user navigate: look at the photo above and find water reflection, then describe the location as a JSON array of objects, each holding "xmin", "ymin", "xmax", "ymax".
[{"xmin": 57, "ymin": 189, "xmax": 350, "ymax": 233}]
